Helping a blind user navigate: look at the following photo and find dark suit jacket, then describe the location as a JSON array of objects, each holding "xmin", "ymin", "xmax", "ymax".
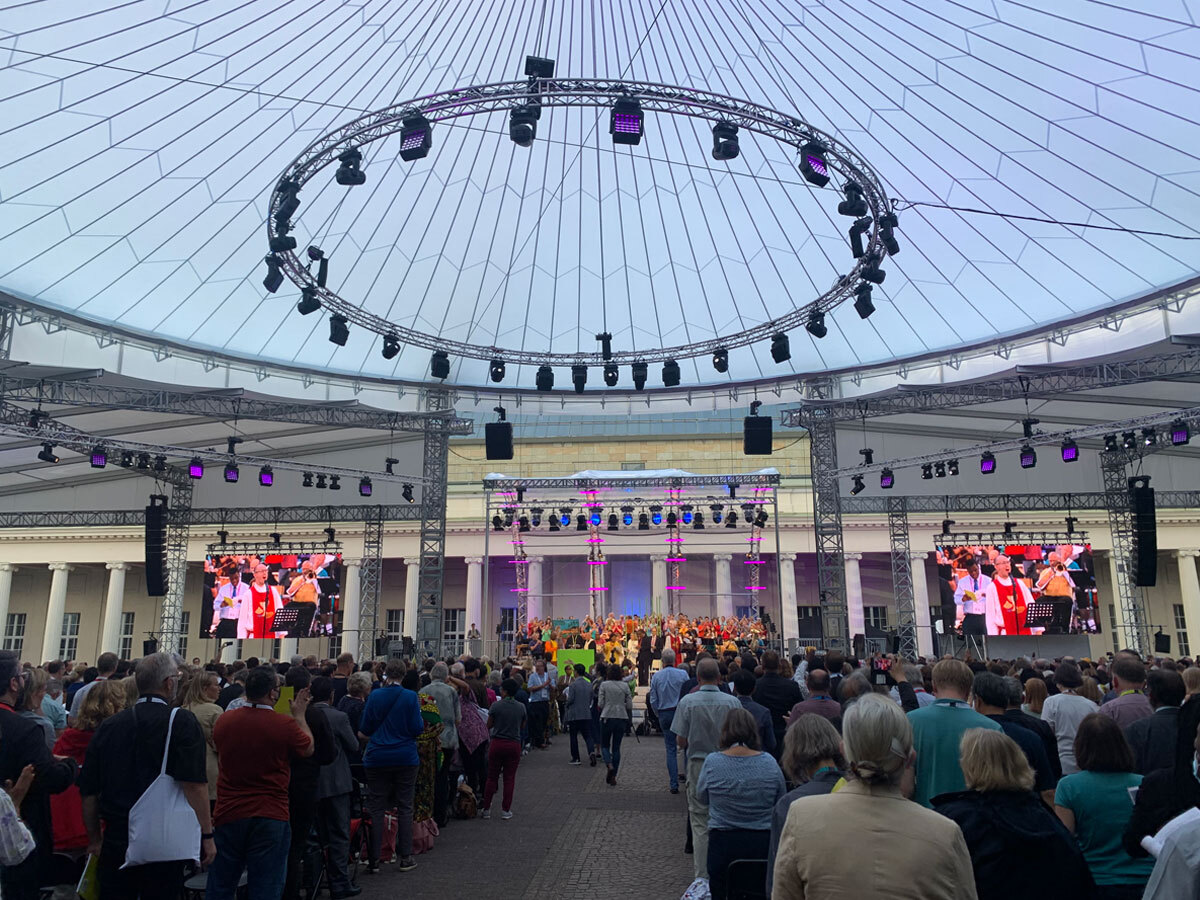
[
  {"xmin": 312, "ymin": 702, "xmax": 359, "ymax": 799},
  {"xmin": 1002, "ymin": 708, "xmax": 1062, "ymax": 781},
  {"xmin": 1123, "ymin": 765, "xmax": 1200, "ymax": 858},
  {"xmin": 1125, "ymin": 707, "xmax": 1180, "ymax": 775},
  {"xmin": 752, "ymin": 673, "xmax": 802, "ymax": 740}
]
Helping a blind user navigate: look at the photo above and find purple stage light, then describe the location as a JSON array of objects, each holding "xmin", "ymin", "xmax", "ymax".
[
  {"xmin": 980, "ymin": 452, "xmax": 997, "ymax": 475},
  {"xmin": 188, "ymin": 459, "xmax": 204, "ymax": 479},
  {"xmin": 1060, "ymin": 439, "xmax": 1079, "ymax": 463},
  {"xmin": 613, "ymin": 113, "xmax": 641, "ymax": 133},
  {"xmin": 1171, "ymin": 420, "xmax": 1191, "ymax": 445},
  {"xmin": 880, "ymin": 468, "xmax": 894, "ymax": 489}
]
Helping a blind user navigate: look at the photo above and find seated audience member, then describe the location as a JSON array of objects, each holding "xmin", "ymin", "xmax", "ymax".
[
  {"xmin": 1124, "ymin": 668, "xmax": 1185, "ymax": 775},
  {"xmin": 766, "ymin": 713, "xmax": 845, "ymax": 898},
  {"xmin": 1054, "ymin": 713, "xmax": 1153, "ymax": 898},
  {"xmin": 696, "ymin": 707, "xmax": 785, "ymax": 900},
  {"xmin": 934, "ymin": 729, "xmax": 1093, "ymax": 900},
  {"xmin": 773, "ymin": 694, "xmax": 976, "ymax": 900}
]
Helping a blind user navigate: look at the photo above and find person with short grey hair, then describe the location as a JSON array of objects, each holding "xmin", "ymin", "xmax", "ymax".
[{"xmin": 419, "ymin": 661, "xmax": 460, "ymax": 826}]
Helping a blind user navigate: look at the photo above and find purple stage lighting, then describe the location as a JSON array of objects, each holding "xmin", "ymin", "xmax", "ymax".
[
  {"xmin": 89, "ymin": 447, "xmax": 107, "ymax": 468},
  {"xmin": 399, "ymin": 115, "xmax": 432, "ymax": 161},
  {"xmin": 980, "ymin": 452, "xmax": 997, "ymax": 475},
  {"xmin": 1060, "ymin": 439, "xmax": 1079, "ymax": 463},
  {"xmin": 880, "ymin": 468, "xmax": 894, "ymax": 489},
  {"xmin": 610, "ymin": 99, "xmax": 643, "ymax": 145},
  {"xmin": 1019, "ymin": 445, "xmax": 1037, "ymax": 469},
  {"xmin": 258, "ymin": 465, "xmax": 273, "ymax": 487},
  {"xmin": 188, "ymin": 458, "xmax": 204, "ymax": 479},
  {"xmin": 1170, "ymin": 420, "xmax": 1191, "ymax": 445}
]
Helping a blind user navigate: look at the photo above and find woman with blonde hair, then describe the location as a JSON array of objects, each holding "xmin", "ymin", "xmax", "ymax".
[
  {"xmin": 935, "ymin": 730, "xmax": 1093, "ymax": 900},
  {"xmin": 1182, "ymin": 666, "xmax": 1200, "ymax": 699},
  {"xmin": 773, "ymin": 694, "xmax": 976, "ymax": 900},
  {"xmin": 181, "ymin": 668, "xmax": 223, "ymax": 804},
  {"xmin": 50, "ymin": 680, "xmax": 127, "ymax": 851}
]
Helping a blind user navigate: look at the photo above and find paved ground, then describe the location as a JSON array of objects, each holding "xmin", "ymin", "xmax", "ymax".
[{"xmin": 353, "ymin": 730, "xmax": 694, "ymax": 899}]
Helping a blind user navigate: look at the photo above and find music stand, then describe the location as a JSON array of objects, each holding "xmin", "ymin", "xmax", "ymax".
[
  {"xmin": 1027, "ymin": 600, "xmax": 1073, "ymax": 633},
  {"xmin": 272, "ymin": 603, "xmax": 316, "ymax": 638}
]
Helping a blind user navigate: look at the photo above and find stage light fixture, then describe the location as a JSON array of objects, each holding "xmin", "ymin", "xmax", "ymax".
[
  {"xmin": 572, "ymin": 365, "xmax": 588, "ymax": 393},
  {"xmin": 576, "ymin": 515, "xmax": 588, "ymax": 532},
  {"xmin": 536, "ymin": 365, "xmax": 554, "ymax": 391},
  {"xmin": 37, "ymin": 442, "xmax": 58, "ymax": 463},
  {"xmin": 622, "ymin": 507, "xmax": 634, "ymax": 526},
  {"xmin": 607, "ymin": 514, "xmax": 618, "ymax": 531},
  {"xmin": 980, "ymin": 451, "xmax": 997, "ymax": 475},
  {"xmin": 1103, "ymin": 433, "xmax": 1118, "ymax": 452},
  {"xmin": 503, "ymin": 509, "xmax": 514, "ymax": 528},
  {"xmin": 805, "ymin": 313, "xmax": 827, "ymax": 339},
  {"xmin": 296, "ymin": 287, "xmax": 321, "ymax": 316},
  {"xmin": 1019, "ymin": 444, "xmax": 1037, "ymax": 469},
  {"xmin": 631, "ymin": 362, "xmax": 648, "ymax": 391},
  {"xmin": 798, "ymin": 141, "xmax": 830, "ymax": 187},
  {"xmin": 879, "ymin": 213, "xmax": 900, "ymax": 256},
  {"xmin": 488, "ymin": 359, "xmax": 506, "ymax": 383},
  {"xmin": 402, "ymin": 483, "xmax": 414, "ymax": 503},
  {"xmin": 1142, "ymin": 427, "xmax": 1157, "ymax": 447},
  {"xmin": 152, "ymin": 455, "xmax": 167, "ymax": 473},
  {"xmin": 258, "ymin": 465, "xmax": 273, "ymax": 487},
  {"xmin": 1021, "ymin": 417, "xmax": 1038, "ymax": 439},
  {"xmin": 329, "ymin": 475, "xmax": 341, "ymax": 491},
  {"xmin": 693, "ymin": 512, "xmax": 705, "ymax": 529},
  {"xmin": 837, "ymin": 181, "xmax": 868, "ymax": 217},
  {"xmin": 224, "ymin": 462, "xmax": 239, "ymax": 483},
  {"xmin": 603, "ymin": 364, "xmax": 619, "ymax": 387},
  {"xmin": 711, "ymin": 122, "xmax": 739, "ymax": 160},
  {"xmin": 263, "ymin": 255, "xmax": 284, "ymax": 293},
  {"xmin": 850, "ymin": 474, "xmax": 865, "ymax": 495},
  {"xmin": 920, "ymin": 464, "xmax": 933, "ymax": 480},
  {"xmin": 118, "ymin": 450, "xmax": 134, "ymax": 468},
  {"xmin": 638, "ymin": 513, "xmax": 649, "ymax": 530},
  {"xmin": 90, "ymin": 445, "xmax": 107, "ymax": 468},
  {"xmin": 941, "ymin": 518, "xmax": 955, "ymax": 534},
  {"xmin": 557, "ymin": 508, "xmax": 572, "ymax": 526},
  {"xmin": 667, "ymin": 511, "xmax": 678, "ymax": 526},
  {"xmin": 767, "ymin": 332, "xmax": 791, "ymax": 363},
  {"xmin": 548, "ymin": 516, "xmax": 560, "ymax": 532},
  {"xmin": 853, "ymin": 283, "xmax": 875, "ymax": 320},
  {"xmin": 328, "ymin": 314, "xmax": 349, "ymax": 346},
  {"xmin": 430, "ymin": 350, "xmax": 450, "ymax": 379},
  {"xmin": 359, "ymin": 476, "xmax": 372, "ymax": 497},
  {"xmin": 947, "ymin": 459, "xmax": 959, "ymax": 477},
  {"xmin": 859, "ymin": 448, "xmax": 874, "ymax": 465},
  {"xmin": 728, "ymin": 484, "xmax": 738, "ymax": 500},
  {"xmin": 491, "ymin": 515, "xmax": 503, "ymax": 531},
  {"xmin": 681, "ymin": 507, "xmax": 693, "ymax": 525},
  {"xmin": 509, "ymin": 105, "xmax": 539, "ymax": 146},
  {"xmin": 651, "ymin": 506, "xmax": 663, "ymax": 526},
  {"xmin": 610, "ymin": 98, "xmax": 643, "ymax": 145},
  {"xmin": 302, "ymin": 472, "xmax": 314, "ymax": 487},
  {"xmin": 596, "ymin": 332, "xmax": 614, "ymax": 360},
  {"xmin": 274, "ymin": 180, "xmax": 300, "ymax": 223},
  {"xmin": 934, "ymin": 461, "xmax": 946, "ymax": 478},
  {"xmin": 860, "ymin": 253, "xmax": 886, "ymax": 285},
  {"xmin": 324, "ymin": 526, "xmax": 336, "ymax": 544},
  {"xmin": 1060, "ymin": 438, "xmax": 1079, "ymax": 463},
  {"xmin": 725, "ymin": 511, "xmax": 738, "ymax": 528},
  {"xmin": 399, "ymin": 114, "xmax": 432, "ymax": 161},
  {"xmin": 530, "ymin": 508, "xmax": 543, "ymax": 527},
  {"xmin": 269, "ymin": 232, "xmax": 297, "ymax": 252},
  {"xmin": 136, "ymin": 453, "xmax": 151, "ymax": 469},
  {"xmin": 661, "ymin": 359, "xmax": 680, "ymax": 387},
  {"xmin": 848, "ymin": 216, "xmax": 871, "ymax": 258},
  {"xmin": 711, "ymin": 348, "xmax": 729, "ymax": 373},
  {"xmin": 755, "ymin": 510, "xmax": 769, "ymax": 527},
  {"xmin": 381, "ymin": 332, "xmax": 401, "ymax": 360},
  {"xmin": 335, "ymin": 147, "xmax": 366, "ymax": 185},
  {"xmin": 519, "ymin": 516, "xmax": 530, "ymax": 532},
  {"xmin": 385, "ymin": 457, "xmax": 398, "ymax": 476},
  {"xmin": 1122, "ymin": 431, "xmax": 1137, "ymax": 450},
  {"xmin": 880, "ymin": 468, "xmax": 894, "ymax": 489},
  {"xmin": 185, "ymin": 455, "xmax": 204, "ymax": 478},
  {"xmin": 710, "ymin": 504, "xmax": 724, "ymax": 524},
  {"xmin": 589, "ymin": 509, "xmax": 603, "ymax": 526},
  {"xmin": 1170, "ymin": 420, "xmax": 1191, "ymax": 445}
]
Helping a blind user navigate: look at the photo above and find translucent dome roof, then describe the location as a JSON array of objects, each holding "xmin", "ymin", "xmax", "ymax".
[{"xmin": 1, "ymin": 0, "xmax": 1198, "ymax": 394}]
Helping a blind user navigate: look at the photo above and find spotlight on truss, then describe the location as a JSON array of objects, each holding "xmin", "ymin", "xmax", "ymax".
[
  {"xmin": 798, "ymin": 141, "xmax": 830, "ymax": 187},
  {"xmin": 837, "ymin": 181, "xmax": 868, "ymax": 217},
  {"xmin": 535, "ymin": 365, "xmax": 554, "ymax": 391},
  {"xmin": 37, "ymin": 442, "xmax": 58, "ymax": 463},
  {"xmin": 631, "ymin": 362, "xmax": 647, "ymax": 391},
  {"xmin": 1061, "ymin": 438, "xmax": 1079, "ymax": 463},
  {"xmin": 1170, "ymin": 419, "xmax": 1191, "ymax": 446},
  {"xmin": 1020, "ymin": 444, "xmax": 1037, "ymax": 469},
  {"xmin": 804, "ymin": 313, "xmax": 827, "ymax": 339},
  {"xmin": 263, "ymin": 255, "xmax": 284, "ymax": 293},
  {"xmin": 850, "ymin": 474, "xmax": 865, "ymax": 495},
  {"xmin": 610, "ymin": 98, "xmax": 643, "ymax": 145},
  {"xmin": 603, "ymin": 364, "xmax": 619, "ymax": 387},
  {"xmin": 711, "ymin": 122, "xmax": 739, "ymax": 160},
  {"xmin": 853, "ymin": 283, "xmax": 874, "ymax": 319},
  {"xmin": 880, "ymin": 468, "xmax": 894, "ymax": 489},
  {"xmin": 328, "ymin": 314, "xmax": 349, "ymax": 346},
  {"xmin": 571, "ymin": 365, "xmax": 587, "ymax": 394},
  {"xmin": 509, "ymin": 105, "xmax": 539, "ymax": 146},
  {"xmin": 712, "ymin": 348, "xmax": 729, "ymax": 373},
  {"xmin": 980, "ymin": 451, "xmax": 997, "ymax": 475},
  {"xmin": 335, "ymin": 147, "xmax": 366, "ymax": 185},
  {"xmin": 489, "ymin": 359, "xmax": 506, "ymax": 383},
  {"xmin": 430, "ymin": 351, "xmax": 450, "ymax": 379},
  {"xmin": 381, "ymin": 332, "xmax": 401, "ymax": 360},
  {"xmin": 879, "ymin": 212, "xmax": 900, "ymax": 256},
  {"xmin": 848, "ymin": 216, "xmax": 871, "ymax": 258},
  {"xmin": 771, "ymin": 332, "xmax": 792, "ymax": 361},
  {"xmin": 661, "ymin": 359, "xmax": 680, "ymax": 387},
  {"xmin": 399, "ymin": 114, "xmax": 432, "ymax": 161},
  {"xmin": 296, "ymin": 287, "xmax": 321, "ymax": 315}
]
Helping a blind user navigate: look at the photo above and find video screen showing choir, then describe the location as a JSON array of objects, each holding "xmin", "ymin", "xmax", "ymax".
[
  {"xmin": 935, "ymin": 542, "xmax": 1100, "ymax": 636},
  {"xmin": 199, "ymin": 552, "xmax": 343, "ymax": 639}
]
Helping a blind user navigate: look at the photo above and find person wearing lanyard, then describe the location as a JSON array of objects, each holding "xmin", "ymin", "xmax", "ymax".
[
  {"xmin": 526, "ymin": 661, "xmax": 552, "ymax": 750},
  {"xmin": 954, "ymin": 560, "xmax": 992, "ymax": 638}
]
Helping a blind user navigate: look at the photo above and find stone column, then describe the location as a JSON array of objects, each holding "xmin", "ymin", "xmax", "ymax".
[
  {"xmin": 403, "ymin": 558, "xmax": 420, "ymax": 639},
  {"xmin": 845, "ymin": 553, "xmax": 866, "ymax": 639},
  {"xmin": 779, "ymin": 553, "xmax": 799, "ymax": 650},
  {"xmin": 42, "ymin": 563, "xmax": 73, "ymax": 663},
  {"xmin": 651, "ymin": 555, "xmax": 668, "ymax": 617},
  {"xmin": 713, "ymin": 554, "xmax": 733, "ymax": 620},
  {"xmin": 0, "ymin": 564, "xmax": 15, "ymax": 639},
  {"xmin": 340, "ymin": 559, "xmax": 361, "ymax": 660},
  {"xmin": 465, "ymin": 557, "xmax": 483, "ymax": 655},
  {"xmin": 909, "ymin": 553, "xmax": 935, "ymax": 658},
  {"xmin": 527, "ymin": 556, "xmax": 544, "ymax": 621},
  {"xmin": 1176, "ymin": 551, "xmax": 1200, "ymax": 652},
  {"xmin": 99, "ymin": 562, "xmax": 130, "ymax": 655}
]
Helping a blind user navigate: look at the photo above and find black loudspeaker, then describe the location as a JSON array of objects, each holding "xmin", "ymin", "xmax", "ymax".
[
  {"xmin": 374, "ymin": 637, "xmax": 389, "ymax": 658},
  {"xmin": 1154, "ymin": 631, "xmax": 1171, "ymax": 654},
  {"xmin": 1129, "ymin": 476, "xmax": 1157, "ymax": 587},
  {"xmin": 743, "ymin": 415, "xmax": 773, "ymax": 455},
  {"xmin": 144, "ymin": 495, "xmax": 168, "ymax": 597},
  {"xmin": 485, "ymin": 421, "xmax": 514, "ymax": 460},
  {"xmin": 142, "ymin": 639, "xmax": 158, "ymax": 656}
]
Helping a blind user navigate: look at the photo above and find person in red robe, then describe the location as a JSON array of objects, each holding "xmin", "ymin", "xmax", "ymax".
[{"xmin": 984, "ymin": 555, "xmax": 1035, "ymax": 635}]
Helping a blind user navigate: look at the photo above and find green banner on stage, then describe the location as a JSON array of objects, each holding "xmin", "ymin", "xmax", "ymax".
[{"xmin": 557, "ymin": 648, "xmax": 598, "ymax": 674}]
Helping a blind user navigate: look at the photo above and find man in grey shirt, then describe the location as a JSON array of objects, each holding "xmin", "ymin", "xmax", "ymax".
[
  {"xmin": 419, "ymin": 662, "xmax": 460, "ymax": 825},
  {"xmin": 564, "ymin": 664, "xmax": 595, "ymax": 765},
  {"xmin": 672, "ymin": 657, "xmax": 740, "ymax": 882},
  {"xmin": 68, "ymin": 652, "xmax": 118, "ymax": 723}
]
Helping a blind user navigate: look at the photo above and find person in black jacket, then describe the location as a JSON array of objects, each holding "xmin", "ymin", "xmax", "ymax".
[
  {"xmin": 1124, "ymin": 668, "xmax": 1184, "ymax": 775},
  {"xmin": 0, "ymin": 652, "xmax": 78, "ymax": 900},
  {"xmin": 282, "ymin": 666, "xmax": 336, "ymax": 900},
  {"xmin": 751, "ymin": 651, "xmax": 801, "ymax": 758},
  {"xmin": 1000, "ymin": 676, "xmax": 1061, "ymax": 781},
  {"xmin": 1124, "ymin": 717, "xmax": 1200, "ymax": 858},
  {"xmin": 636, "ymin": 631, "xmax": 653, "ymax": 687},
  {"xmin": 934, "ymin": 729, "xmax": 1094, "ymax": 900}
]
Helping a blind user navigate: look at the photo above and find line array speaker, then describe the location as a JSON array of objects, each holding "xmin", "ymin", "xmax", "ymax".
[
  {"xmin": 1129, "ymin": 476, "xmax": 1157, "ymax": 587},
  {"xmin": 743, "ymin": 415, "xmax": 773, "ymax": 455},
  {"xmin": 145, "ymin": 495, "xmax": 169, "ymax": 597},
  {"xmin": 485, "ymin": 421, "xmax": 514, "ymax": 460}
]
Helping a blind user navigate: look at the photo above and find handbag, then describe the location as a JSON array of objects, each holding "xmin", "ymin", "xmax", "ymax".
[{"xmin": 123, "ymin": 707, "xmax": 201, "ymax": 867}]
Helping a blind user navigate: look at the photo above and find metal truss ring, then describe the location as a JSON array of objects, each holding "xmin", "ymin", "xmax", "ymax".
[{"xmin": 268, "ymin": 78, "xmax": 895, "ymax": 368}]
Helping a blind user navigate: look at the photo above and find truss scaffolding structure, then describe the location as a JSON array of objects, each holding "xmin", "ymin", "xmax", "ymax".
[
  {"xmin": 843, "ymin": 492, "xmax": 1200, "ymax": 514},
  {"xmin": 158, "ymin": 477, "xmax": 192, "ymax": 657},
  {"xmin": 357, "ymin": 508, "xmax": 385, "ymax": 663},
  {"xmin": 414, "ymin": 389, "xmax": 451, "ymax": 657},
  {"xmin": 887, "ymin": 497, "xmax": 918, "ymax": 658},
  {"xmin": 483, "ymin": 472, "xmax": 780, "ymax": 492},
  {"xmin": 0, "ymin": 504, "xmax": 422, "ymax": 529},
  {"xmin": 807, "ymin": 397, "xmax": 851, "ymax": 654}
]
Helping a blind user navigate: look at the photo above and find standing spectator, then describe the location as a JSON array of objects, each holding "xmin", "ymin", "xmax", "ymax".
[
  {"xmin": 1054, "ymin": 714, "xmax": 1153, "ymax": 898},
  {"xmin": 907, "ymin": 659, "xmax": 1002, "ymax": 808},
  {"xmin": 215, "ymin": 669, "xmax": 246, "ymax": 710},
  {"xmin": 1022, "ymin": 676, "xmax": 1048, "ymax": 718},
  {"xmin": 648, "ymin": 648, "xmax": 689, "ymax": 792},
  {"xmin": 784, "ymin": 668, "xmax": 841, "ymax": 727},
  {"xmin": 1043, "ymin": 662, "xmax": 1100, "ymax": 775},
  {"xmin": 698, "ymin": 707, "xmax": 785, "ymax": 900},
  {"xmin": 180, "ymin": 669, "xmax": 223, "ymax": 806},
  {"xmin": 766, "ymin": 714, "xmax": 845, "ymax": 898},
  {"xmin": 309, "ymin": 676, "xmax": 361, "ymax": 900},
  {"xmin": 336, "ymin": 671, "xmax": 371, "ymax": 737},
  {"xmin": 0, "ymin": 762, "xmax": 35, "ymax": 881},
  {"xmin": 51, "ymin": 681, "xmax": 127, "ymax": 852},
  {"xmin": 525, "ymin": 659, "xmax": 552, "ymax": 750},
  {"xmin": 731, "ymin": 670, "xmax": 774, "ymax": 755},
  {"xmin": 773, "ymin": 694, "xmax": 976, "ymax": 900},
  {"xmin": 970, "ymin": 671, "xmax": 1057, "ymax": 803},
  {"xmin": 78, "ymin": 653, "xmax": 212, "ymax": 900},
  {"xmin": 455, "ymin": 669, "xmax": 490, "ymax": 796},
  {"xmin": 418, "ymin": 662, "xmax": 460, "ymax": 826},
  {"xmin": 1124, "ymin": 667, "xmax": 1185, "ymax": 775},
  {"xmin": 934, "ymin": 729, "xmax": 1093, "ymax": 900},
  {"xmin": 1099, "ymin": 656, "xmax": 1153, "ymax": 728},
  {"xmin": 69, "ymin": 652, "xmax": 118, "ymax": 723},
  {"xmin": 0, "ymin": 652, "xmax": 78, "ymax": 900},
  {"xmin": 672, "ymin": 657, "xmax": 740, "ymax": 886},
  {"xmin": 330, "ymin": 653, "xmax": 355, "ymax": 704},
  {"xmin": 891, "ymin": 664, "xmax": 935, "ymax": 708},
  {"xmin": 359, "ymin": 659, "xmax": 423, "ymax": 872},
  {"xmin": 40, "ymin": 676, "xmax": 67, "ymax": 740},
  {"xmin": 998, "ymin": 676, "xmax": 1061, "ymax": 781},
  {"xmin": 282, "ymin": 667, "xmax": 336, "ymax": 900},
  {"xmin": 597, "ymin": 664, "xmax": 633, "ymax": 786},
  {"xmin": 564, "ymin": 664, "xmax": 595, "ymax": 766},
  {"xmin": 750, "ymin": 651, "xmax": 800, "ymax": 757},
  {"xmin": 16, "ymin": 668, "xmax": 54, "ymax": 752},
  {"xmin": 208, "ymin": 666, "xmax": 314, "ymax": 899},
  {"xmin": 481, "ymin": 677, "xmax": 527, "ymax": 820}
]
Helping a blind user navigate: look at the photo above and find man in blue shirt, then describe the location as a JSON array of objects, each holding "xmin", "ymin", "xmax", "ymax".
[{"xmin": 648, "ymin": 648, "xmax": 690, "ymax": 793}]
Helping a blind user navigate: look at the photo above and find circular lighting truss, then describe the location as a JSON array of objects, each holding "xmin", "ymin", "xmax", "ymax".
[{"xmin": 267, "ymin": 78, "xmax": 896, "ymax": 372}]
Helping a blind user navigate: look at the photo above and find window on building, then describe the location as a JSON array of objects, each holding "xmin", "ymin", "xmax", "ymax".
[
  {"xmin": 328, "ymin": 633, "xmax": 342, "ymax": 658},
  {"xmin": 59, "ymin": 612, "xmax": 81, "ymax": 660},
  {"xmin": 2, "ymin": 613, "xmax": 26, "ymax": 655},
  {"xmin": 498, "ymin": 607, "xmax": 517, "ymax": 648},
  {"xmin": 1174, "ymin": 603, "xmax": 1190, "ymax": 658},
  {"xmin": 178, "ymin": 611, "xmax": 190, "ymax": 660},
  {"xmin": 384, "ymin": 609, "xmax": 404, "ymax": 642},
  {"xmin": 443, "ymin": 609, "xmax": 466, "ymax": 656},
  {"xmin": 119, "ymin": 612, "xmax": 135, "ymax": 660},
  {"xmin": 864, "ymin": 606, "xmax": 889, "ymax": 631},
  {"xmin": 273, "ymin": 638, "xmax": 282, "ymax": 660},
  {"xmin": 620, "ymin": 461, "xmax": 646, "ymax": 470}
]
